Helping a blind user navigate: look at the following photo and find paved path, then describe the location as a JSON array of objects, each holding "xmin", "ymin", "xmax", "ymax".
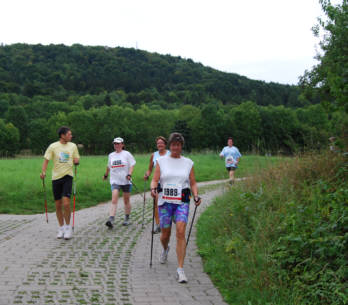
[{"xmin": 0, "ymin": 180, "xmax": 230, "ymax": 305}]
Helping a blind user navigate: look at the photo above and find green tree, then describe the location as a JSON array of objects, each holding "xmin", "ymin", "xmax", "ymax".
[
  {"xmin": 0, "ymin": 99, "xmax": 9, "ymax": 117},
  {"xmin": 299, "ymin": 0, "xmax": 348, "ymax": 113},
  {"xmin": 0, "ymin": 119, "xmax": 20, "ymax": 156},
  {"xmin": 67, "ymin": 111, "xmax": 96, "ymax": 154},
  {"xmin": 28, "ymin": 119, "xmax": 51, "ymax": 154},
  {"xmin": 172, "ymin": 120, "xmax": 193, "ymax": 152},
  {"xmin": 5, "ymin": 105, "xmax": 29, "ymax": 148},
  {"xmin": 229, "ymin": 101, "xmax": 262, "ymax": 152},
  {"xmin": 259, "ymin": 105, "xmax": 301, "ymax": 154}
]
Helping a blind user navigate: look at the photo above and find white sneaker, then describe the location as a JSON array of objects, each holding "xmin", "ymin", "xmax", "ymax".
[
  {"xmin": 57, "ymin": 226, "xmax": 65, "ymax": 239},
  {"xmin": 159, "ymin": 246, "xmax": 170, "ymax": 264},
  {"xmin": 176, "ymin": 268, "xmax": 188, "ymax": 283},
  {"xmin": 64, "ymin": 225, "xmax": 73, "ymax": 240}
]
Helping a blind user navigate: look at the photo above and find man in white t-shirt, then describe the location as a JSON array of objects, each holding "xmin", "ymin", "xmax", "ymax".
[
  {"xmin": 103, "ymin": 137, "xmax": 136, "ymax": 228},
  {"xmin": 219, "ymin": 137, "xmax": 242, "ymax": 183}
]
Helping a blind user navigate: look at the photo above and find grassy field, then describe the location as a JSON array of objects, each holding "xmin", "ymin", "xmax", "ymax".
[{"xmin": 0, "ymin": 153, "xmax": 282, "ymax": 214}]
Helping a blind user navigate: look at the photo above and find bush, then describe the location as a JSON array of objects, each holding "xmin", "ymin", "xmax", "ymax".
[{"xmin": 197, "ymin": 151, "xmax": 347, "ymax": 305}]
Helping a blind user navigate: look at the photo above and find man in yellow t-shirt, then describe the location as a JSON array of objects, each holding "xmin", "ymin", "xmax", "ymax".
[{"xmin": 40, "ymin": 126, "xmax": 80, "ymax": 240}]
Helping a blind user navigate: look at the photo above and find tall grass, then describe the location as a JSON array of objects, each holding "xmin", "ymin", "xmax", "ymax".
[
  {"xmin": 0, "ymin": 153, "xmax": 282, "ymax": 214},
  {"xmin": 196, "ymin": 151, "xmax": 347, "ymax": 304}
]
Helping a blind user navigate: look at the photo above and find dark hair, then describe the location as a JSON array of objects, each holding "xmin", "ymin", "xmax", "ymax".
[
  {"xmin": 228, "ymin": 137, "xmax": 233, "ymax": 141},
  {"xmin": 58, "ymin": 126, "xmax": 71, "ymax": 138},
  {"xmin": 156, "ymin": 136, "xmax": 167, "ymax": 145},
  {"xmin": 168, "ymin": 132, "xmax": 184, "ymax": 146}
]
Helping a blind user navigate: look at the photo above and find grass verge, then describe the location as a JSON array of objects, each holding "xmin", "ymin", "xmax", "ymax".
[{"xmin": 196, "ymin": 151, "xmax": 347, "ymax": 305}]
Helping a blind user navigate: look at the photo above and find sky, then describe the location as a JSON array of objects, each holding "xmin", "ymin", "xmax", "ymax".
[{"xmin": 0, "ymin": 0, "xmax": 326, "ymax": 85}]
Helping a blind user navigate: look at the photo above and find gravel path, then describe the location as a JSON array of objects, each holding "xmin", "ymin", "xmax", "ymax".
[{"xmin": 0, "ymin": 179, "xmax": 231, "ymax": 305}]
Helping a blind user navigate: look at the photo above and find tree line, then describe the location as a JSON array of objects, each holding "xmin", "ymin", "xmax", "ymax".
[
  {"xmin": 0, "ymin": 98, "xmax": 345, "ymax": 156},
  {"xmin": 0, "ymin": 43, "xmax": 306, "ymax": 108}
]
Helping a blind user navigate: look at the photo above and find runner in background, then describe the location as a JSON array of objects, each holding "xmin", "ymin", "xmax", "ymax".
[
  {"xmin": 103, "ymin": 137, "xmax": 136, "ymax": 228},
  {"xmin": 219, "ymin": 137, "xmax": 242, "ymax": 184},
  {"xmin": 150, "ymin": 132, "xmax": 201, "ymax": 283},
  {"xmin": 40, "ymin": 126, "xmax": 80, "ymax": 240},
  {"xmin": 144, "ymin": 136, "xmax": 170, "ymax": 234}
]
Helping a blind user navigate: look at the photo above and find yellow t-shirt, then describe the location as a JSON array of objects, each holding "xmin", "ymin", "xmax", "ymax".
[{"xmin": 44, "ymin": 141, "xmax": 80, "ymax": 180}]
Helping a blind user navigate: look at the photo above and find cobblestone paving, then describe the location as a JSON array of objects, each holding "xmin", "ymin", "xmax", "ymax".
[{"xmin": 0, "ymin": 180, "xmax": 230, "ymax": 305}]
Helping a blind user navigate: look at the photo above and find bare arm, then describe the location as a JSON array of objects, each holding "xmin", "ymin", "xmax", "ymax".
[
  {"xmin": 103, "ymin": 166, "xmax": 110, "ymax": 181},
  {"xmin": 40, "ymin": 159, "xmax": 49, "ymax": 179},
  {"xmin": 189, "ymin": 166, "xmax": 201, "ymax": 206},
  {"xmin": 144, "ymin": 153, "xmax": 154, "ymax": 180},
  {"xmin": 150, "ymin": 164, "xmax": 161, "ymax": 197},
  {"xmin": 126, "ymin": 165, "xmax": 134, "ymax": 180}
]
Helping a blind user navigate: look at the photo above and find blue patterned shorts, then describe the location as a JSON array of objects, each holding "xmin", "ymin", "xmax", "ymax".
[{"xmin": 158, "ymin": 202, "xmax": 190, "ymax": 228}]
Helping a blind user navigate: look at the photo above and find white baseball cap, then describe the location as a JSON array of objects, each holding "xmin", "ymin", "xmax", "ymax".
[{"xmin": 113, "ymin": 137, "xmax": 124, "ymax": 144}]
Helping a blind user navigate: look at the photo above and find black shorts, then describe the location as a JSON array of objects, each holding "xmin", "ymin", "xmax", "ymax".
[
  {"xmin": 52, "ymin": 175, "xmax": 73, "ymax": 200},
  {"xmin": 226, "ymin": 167, "xmax": 236, "ymax": 172}
]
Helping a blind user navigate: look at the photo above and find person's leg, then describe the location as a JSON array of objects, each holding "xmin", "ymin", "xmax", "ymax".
[
  {"xmin": 230, "ymin": 167, "xmax": 237, "ymax": 182},
  {"xmin": 60, "ymin": 176, "xmax": 73, "ymax": 239},
  {"xmin": 174, "ymin": 202, "xmax": 190, "ymax": 268},
  {"xmin": 160, "ymin": 227, "xmax": 172, "ymax": 249},
  {"xmin": 62, "ymin": 196, "xmax": 71, "ymax": 225},
  {"xmin": 158, "ymin": 203, "xmax": 173, "ymax": 263},
  {"xmin": 174, "ymin": 202, "xmax": 190, "ymax": 283},
  {"xmin": 159, "ymin": 203, "xmax": 173, "ymax": 248},
  {"xmin": 55, "ymin": 199, "xmax": 64, "ymax": 226},
  {"xmin": 229, "ymin": 169, "xmax": 234, "ymax": 180},
  {"xmin": 176, "ymin": 221, "xmax": 187, "ymax": 268},
  {"xmin": 110, "ymin": 189, "xmax": 119, "ymax": 216},
  {"xmin": 123, "ymin": 192, "xmax": 131, "ymax": 215},
  {"xmin": 53, "ymin": 178, "xmax": 64, "ymax": 226},
  {"xmin": 106, "ymin": 187, "xmax": 119, "ymax": 228}
]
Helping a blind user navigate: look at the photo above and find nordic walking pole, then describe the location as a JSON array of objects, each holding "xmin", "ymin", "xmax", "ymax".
[
  {"xmin": 72, "ymin": 165, "xmax": 77, "ymax": 232},
  {"xmin": 129, "ymin": 178, "xmax": 144, "ymax": 200},
  {"xmin": 42, "ymin": 178, "xmax": 48, "ymax": 223},
  {"xmin": 142, "ymin": 180, "xmax": 146, "ymax": 228},
  {"xmin": 186, "ymin": 203, "xmax": 199, "ymax": 247},
  {"xmin": 150, "ymin": 196, "xmax": 155, "ymax": 267}
]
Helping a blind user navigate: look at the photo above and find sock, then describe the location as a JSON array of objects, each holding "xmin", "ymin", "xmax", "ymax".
[
  {"xmin": 125, "ymin": 214, "xmax": 130, "ymax": 220},
  {"xmin": 109, "ymin": 216, "xmax": 115, "ymax": 222},
  {"xmin": 177, "ymin": 267, "xmax": 184, "ymax": 272}
]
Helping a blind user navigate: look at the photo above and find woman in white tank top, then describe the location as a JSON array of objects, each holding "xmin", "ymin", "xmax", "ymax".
[
  {"xmin": 144, "ymin": 136, "xmax": 170, "ymax": 233},
  {"xmin": 150, "ymin": 133, "xmax": 201, "ymax": 283}
]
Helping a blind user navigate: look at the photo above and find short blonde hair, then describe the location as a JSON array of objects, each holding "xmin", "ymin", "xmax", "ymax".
[{"xmin": 156, "ymin": 136, "xmax": 167, "ymax": 145}]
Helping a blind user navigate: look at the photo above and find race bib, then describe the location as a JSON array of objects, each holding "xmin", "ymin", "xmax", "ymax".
[
  {"xmin": 162, "ymin": 183, "xmax": 182, "ymax": 204},
  {"xmin": 111, "ymin": 159, "xmax": 125, "ymax": 168},
  {"xmin": 226, "ymin": 156, "xmax": 234, "ymax": 166},
  {"xmin": 59, "ymin": 152, "xmax": 69, "ymax": 163}
]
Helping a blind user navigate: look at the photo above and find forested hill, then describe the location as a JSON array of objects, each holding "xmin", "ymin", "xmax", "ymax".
[{"xmin": 0, "ymin": 43, "xmax": 304, "ymax": 107}]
